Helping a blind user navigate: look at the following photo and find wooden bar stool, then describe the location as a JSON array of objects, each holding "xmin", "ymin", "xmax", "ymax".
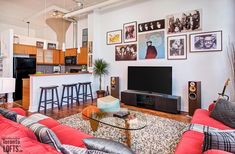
[
  {"xmin": 77, "ymin": 82, "xmax": 93, "ymax": 104},
  {"xmin": 38, "ymin": 86, "xmax": 60, "ymax": 114},
  {"xmin": 61, "ymin": 83, "xmax": 78, "ymax": 108}
]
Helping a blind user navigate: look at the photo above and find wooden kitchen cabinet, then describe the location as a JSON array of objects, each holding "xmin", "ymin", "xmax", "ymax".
[
  {"xmin": 53, "ymin": 50, "xmax": 60, "ymax": 65},
  {"xmin": 36, "ymin": 48, "xmax": 44, "ymax": 64},
  {"xmin": 59, "ymin": 51, "xmax": 65, "ymax": 65},
  {"xmin": 22, "ymin": 78, "xmax": 30, "ymax": 110},
  {"xmin": 44, "ymin": 50, "xmax": 53, "ymax": 64},
  {"xmin": 65, "ymin": 48, "xmax": 77, "ymax": 56},
  {"xmin": 13, "ymin": 44, "xmax": 36, "ymax": 55},
  {"xmin": 77, "ymin": 47, "xmax": 88, "ymax": 65}
]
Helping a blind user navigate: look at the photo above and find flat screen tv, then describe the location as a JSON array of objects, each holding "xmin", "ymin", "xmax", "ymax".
[{"xmin": 128, "ymin": 66, "xmax": 172, "ymax": 95}]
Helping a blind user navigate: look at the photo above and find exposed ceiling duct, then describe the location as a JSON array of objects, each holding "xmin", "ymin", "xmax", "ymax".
[
  {"xmin": 64, "ymin": 0, "xmax": 123, "ymax": 18},
  {"xmin": 46, "ymin": 18, "xmax": 71, "ymax": 49}
]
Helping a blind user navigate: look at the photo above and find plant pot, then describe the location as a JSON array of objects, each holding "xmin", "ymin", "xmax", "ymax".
[{"xmin": 96, "ymin": 90, "xmax": 106, "ymax": 98}]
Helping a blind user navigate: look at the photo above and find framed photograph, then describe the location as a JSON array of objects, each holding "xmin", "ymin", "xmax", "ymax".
[
  {"xmin": 88, "ymin": 54, "xmax": 93, "ymax": 67},
  {"xmin": 166, "ymin": 9, "xmax": 202, "ymax": 34},
  {"xmin": 88, "ymin": 41, "xmax": 93, "ymax": 53},
  {"xmin": 190, "ymin": 30, "xmax": 222, "ymax": 52},
  {"xmin": 36, "ymin": 41, "xmax": 44, "ymax": 48},
  {"xmin": 115, "ymin": 44, "xmax": 137, "ymax": 61},
  {"xmin": 123, "ymin": 21, "xmax": 137, "ymax": 43},
  {"xmin": 167, "ymin": 35, "xmax": 187, "ymax": 60},
  {"xmin": 106, "ymin": 30, "xmax": 122, "ymax": 45},
  {"xmin": 138, "ymin": 19, "xmax": 165, "ymax": 33},
  {"xmin": 47, "ymin": 43, "xmax": 56, "ymax": 50},
  {"xmin": 138, "ymin": 31, "xmax": 165, "ymax": 60}
]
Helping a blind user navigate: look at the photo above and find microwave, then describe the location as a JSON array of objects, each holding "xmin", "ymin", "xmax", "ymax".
[{"xmin": 65, "ymin": 56, "xmax": 77, "ymax": 65}]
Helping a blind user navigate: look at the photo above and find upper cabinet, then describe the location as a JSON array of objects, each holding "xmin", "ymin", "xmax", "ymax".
[
  {"xmin": 65, "ymin": 48, "xmax": 77, "ymax": 56},
  {"xmin": 13, "ymin": 44, "xmax": 37, "ymax": 55},
  {"xmin": 77, "ymin": 47, "xmax": 88, "ymax": 65},
  {"xmin": 59, "ymin": 51, "xmax": 65, "ymax": 65},
  {"xmin": 36, "ymin": 49, "xmax": 61, "ymax": 65}
]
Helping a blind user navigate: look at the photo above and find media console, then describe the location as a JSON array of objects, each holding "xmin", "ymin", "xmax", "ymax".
[{"xmin": 121, "ymin": 90, "xmax": 181, "ymax": 114}]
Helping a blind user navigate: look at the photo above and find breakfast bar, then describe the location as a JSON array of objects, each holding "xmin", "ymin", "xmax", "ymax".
[{"xmin": 27, "ymin": 72, "xmax": 93, "ymax": 112}]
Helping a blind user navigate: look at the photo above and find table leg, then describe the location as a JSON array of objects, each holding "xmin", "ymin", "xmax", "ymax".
[
  {"xmin": 89, "ymin": 119, "xmax": 99, "ymax": 132},
  {"xmin": 125, "ymin": 120, "xmax": 131, "ymax": 148}
]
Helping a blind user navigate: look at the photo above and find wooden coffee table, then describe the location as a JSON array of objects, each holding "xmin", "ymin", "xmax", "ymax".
[{"xmin": 82, "ymin": 108, "xmax": 147, "ymax": 148}]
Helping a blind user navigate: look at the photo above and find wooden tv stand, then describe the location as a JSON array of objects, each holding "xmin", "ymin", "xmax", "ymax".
[{"xmin": 121, "ymin": 90, "xmax": 181, "ymax": 114}]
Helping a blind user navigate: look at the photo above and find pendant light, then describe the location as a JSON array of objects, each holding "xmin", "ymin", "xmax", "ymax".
[
  {"xmin": 62, "ymin": 0, "xmax": 66, "ymax": 52},
  {"xmin": 43, "ymin": 40, "xmax": 47, "ymax": 50},
  {"xmin": 62, "ymin": 42, "xmax": 66, "ymax": 52},
  {"xmin": 43, "ymin": 0, "xmax": 47, "ymax": 50}
]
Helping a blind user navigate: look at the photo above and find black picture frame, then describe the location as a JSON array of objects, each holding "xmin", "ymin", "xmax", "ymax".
[
  {"xmin": 106, "ymin": 29, "xmax": 122, "ymax": 45},
  {"xmin": 167, "ymin": 34, "xmax": 187, "ymax": 60},
  {"xmin": 47, "ymin": 43, "xmax": 56, "ymax": 50},
  {"xmin": 123, "ymin": 21, "xmax": 137, "ymax": 43},
  {"xmin": 189, "ymin": 30, "xmax": 222, "ymax": 52}
]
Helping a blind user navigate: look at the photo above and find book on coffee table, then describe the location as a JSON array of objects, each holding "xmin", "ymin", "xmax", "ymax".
[{"xmin": 113, "ymin": 111, "xmax": 130, "ymax": 118}]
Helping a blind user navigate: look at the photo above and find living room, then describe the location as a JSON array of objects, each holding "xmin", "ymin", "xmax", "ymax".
[{"xmin": 0, "ymin": 0, "xmax": 235, "ymax": 154}]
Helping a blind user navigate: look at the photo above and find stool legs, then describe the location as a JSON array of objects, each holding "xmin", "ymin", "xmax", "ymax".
[
  {"xmin": 67, "ymin": 87, "xmax": 69, "ymax": 107},
  {"xmin": 82, "ymin": 84, "xmax": 85, "ymax": 104},
  {"xmin": 38, "ymin": 89, "xmax": 43, "ymax": 112},
  {"xmin": 89, "ymin": 83, "xmax": 94, "ymax": 102},
  {"xmin": 38, "ymin": 87, "xmax": 60, "ymax": 114},
  {"xmin": 52, "ymin": 89, "xmax": 54, "ymax": 111},
  {"xmin": 44, "ymin": 89, "xmax": 47, "ymax": 114},
  {"xmin": 77, "ymin": 84, "xmax": 81, "ymax": 103},
  {"xmin": 77, "ymin": 82, "xmax": 93, "ymax": 104},
  {"xmin": 55, "ymin": 88, "xmax": 60, "ymax": 110},
  {"xmin": 61, "ymin": 85, "xmax": 78, "ymax": 108}
]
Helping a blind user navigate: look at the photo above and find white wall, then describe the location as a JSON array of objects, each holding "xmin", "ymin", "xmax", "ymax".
[
  {"xmin": 90, "ymin": 0, "xmax": 235, "ymax": 111},
  {"xmin": 0, "ymin": 23, "xmax": 36, "ymax": 37},
  {"xmin": 35, "ymin": 27, "xmax": 57, "ymax": 42}
]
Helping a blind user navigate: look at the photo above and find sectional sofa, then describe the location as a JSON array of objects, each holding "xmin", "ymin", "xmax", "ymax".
[
  {"xmin": 175, "ymin": 103, "xmax": 233, "ymax": 154},
  {"xmin": 0, "ymin": 108, "xmax": 92, "ymax": 153}
]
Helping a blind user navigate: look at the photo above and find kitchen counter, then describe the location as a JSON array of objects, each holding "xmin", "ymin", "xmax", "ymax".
[
  {"xmin": 28, "ymin": 73, "xmax": 93, "ymax": 112},
  {"xmin": 29, "ymin": 72, "xmax": 92, "ymax": 77}
]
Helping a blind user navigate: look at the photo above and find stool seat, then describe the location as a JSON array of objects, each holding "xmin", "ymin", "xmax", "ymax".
[
  {"xmin": 62, "ymin": 83, "xmax": 78, "ymax": 87},
  {"xmin": 40, "ymin": 86, "xmax": 58, "ymax": 89},
  {"xmin": 78, "ymin": 82, "xmax": 91, "ymax": 84},
  {"xmin": 97, "ymin": 95, "xmax": 120, "ymax": 112}
]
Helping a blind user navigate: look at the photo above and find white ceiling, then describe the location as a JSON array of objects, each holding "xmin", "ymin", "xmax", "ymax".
[{"xmin": 0, "ymin": 0, "xmax": 108, "ymax": 29}]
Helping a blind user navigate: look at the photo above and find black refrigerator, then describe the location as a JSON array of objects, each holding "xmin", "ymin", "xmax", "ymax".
[{"xmin": 13, "ymin": 57, "xmax": 36, "ymax": 101}]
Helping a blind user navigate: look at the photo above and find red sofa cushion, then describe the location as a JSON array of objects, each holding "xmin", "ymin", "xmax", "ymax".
[
  {"xmin": 51, "ymin": 125, "xmax": 93, "ymax": 148},
  {"xmin": 191, "ymin": 109, "xmax": 232, "ymax": 130},
  {"xmin": 37, "ymin": 118, "xmax": 60, "ymax": 129},
  {"xmin": 175, "ymin": 130, "xmax": 204, "ymax": 154},
  {"xmin": 208, "ymin": 103, "xmax": 216, "ymax": 112},
  {"xmin": 0, "ymin": 115, "xmax": 60, "ymax": 154},
  {"xmin": 175, "ymin": 109, "xmax": 233, "ymax": 154},
  {"xmin": 0, "ymin": 115, "xmax": 36, "ymax": 140},
  {"xmin": 10, "ymin": 108, "xmax": 26, "ymax": 116}
]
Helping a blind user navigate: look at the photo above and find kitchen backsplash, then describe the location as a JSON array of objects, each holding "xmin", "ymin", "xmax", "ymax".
[
  {"xmin": 65, "ymin": 65, "xmax": 82, "ymax": 73},
  {"xmin": 36, "ymin": 65, "xmax": 65, "ymax": 74}
]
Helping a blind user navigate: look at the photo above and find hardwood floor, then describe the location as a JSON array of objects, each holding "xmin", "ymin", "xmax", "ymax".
[
  {"xmin": 5, "ymin": 99, "xmax": 191, "ymax": 123},
  {"xmin": 29, "ymin": 100, "xmax": 191, "ymax": 123}
]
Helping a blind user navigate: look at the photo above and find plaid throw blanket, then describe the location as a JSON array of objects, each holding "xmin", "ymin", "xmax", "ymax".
[
  {"xmin": 187, "ymin": 123, "xmax": 219, "ymax": 133},
  {"xmin": 186, "ymin": 124, "xmax": 235, "ymax": 153}
]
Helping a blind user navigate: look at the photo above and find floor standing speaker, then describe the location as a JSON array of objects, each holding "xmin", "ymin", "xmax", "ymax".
[
  {"xmin": 188, "ymin": 81, "xmax": 201, "ymax": 116},
  {"xmin": 111, "ymin": 77, "xmax": 119, "ymax": 98}
]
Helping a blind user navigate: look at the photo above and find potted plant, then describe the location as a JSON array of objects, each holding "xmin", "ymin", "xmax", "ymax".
[{"xmin": 93, "ymin": 59, "xmax": 109, "ymax": 98}]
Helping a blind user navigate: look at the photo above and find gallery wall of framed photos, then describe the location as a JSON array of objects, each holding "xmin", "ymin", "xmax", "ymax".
[{"xmin": 106, "ymin": 8, "xmax": 223, "ymax": 62}]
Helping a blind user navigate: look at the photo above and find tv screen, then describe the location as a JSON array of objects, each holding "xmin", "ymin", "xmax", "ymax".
[{"xmin": 128, "ymin": 66, "xmax": 172, "ymax": 95}]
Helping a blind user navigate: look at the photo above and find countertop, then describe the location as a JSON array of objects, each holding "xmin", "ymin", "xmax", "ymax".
[{"xmin": 29, "ymin": 72, "xmax": 92, "ymax": 77}]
